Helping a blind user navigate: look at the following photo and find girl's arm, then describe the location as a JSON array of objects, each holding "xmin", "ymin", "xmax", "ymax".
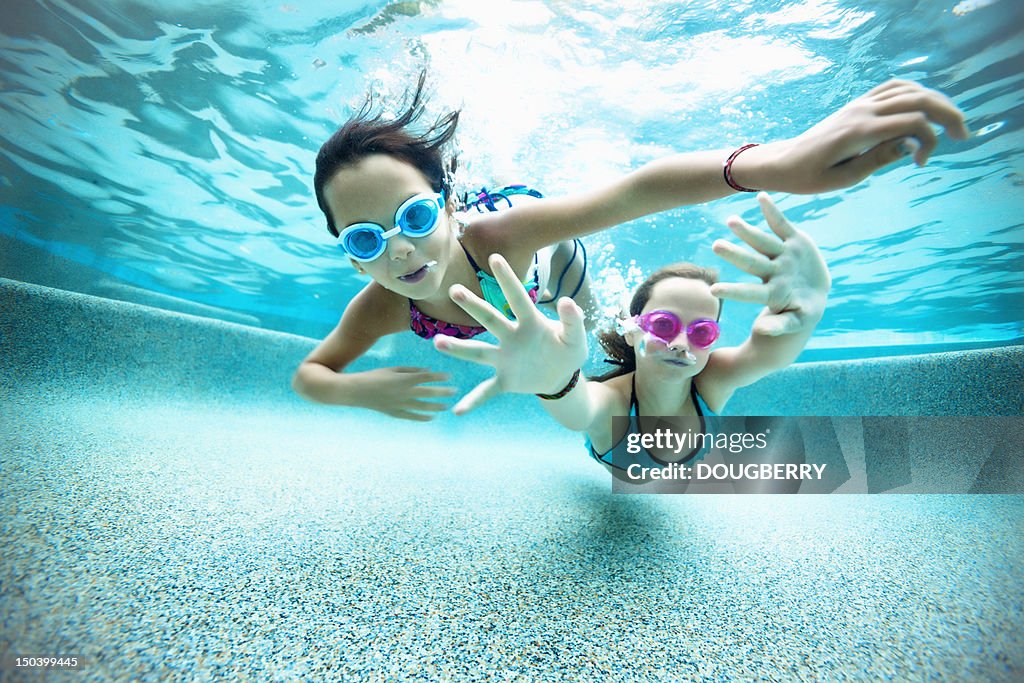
[
  {"xmin": 525, "ymin": 372, "xmax": 620, "ymax": 435},
  {"xmin": 485, "ymin": 80, "xmax": 967, "ymax": 260},
  {"xmin": 292, "ymin": 284, "xmax": 455, "ymax": 421},
  {"xmin": 698, "ymin": 194, "xmax": 831, "ymax": 413}
]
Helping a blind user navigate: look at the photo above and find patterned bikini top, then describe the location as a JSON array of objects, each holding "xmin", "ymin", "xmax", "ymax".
[{"xmin": 409, "ymin": 245, "xmax": 539, "ymax": 340}]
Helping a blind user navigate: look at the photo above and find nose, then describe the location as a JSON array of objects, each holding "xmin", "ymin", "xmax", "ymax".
[
  {"xmin": 665, "ymin": 331, "xmax": 690, "ymax": 352},
  {"xmin": 387, "ymin": 234, "xmax": 415, "ymax": 260}
]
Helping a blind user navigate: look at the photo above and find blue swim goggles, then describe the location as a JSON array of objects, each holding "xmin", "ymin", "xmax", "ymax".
[{"xmin": 338, "ymin": 191, "xmax": 445, "ymax": 262}]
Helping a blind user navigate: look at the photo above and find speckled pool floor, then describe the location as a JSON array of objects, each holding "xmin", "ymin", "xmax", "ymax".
[{"xmin": 2, "ymin": 389, "xmax": 1021, "ymax": 682}]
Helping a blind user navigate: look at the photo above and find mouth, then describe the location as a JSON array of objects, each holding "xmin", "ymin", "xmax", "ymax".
[
  {"xmin": 663, "ymin": 353, "xmax": 697, "ymax": 367},
  {"xmin": 398, "ymin": 260, "xmax": 437, "ymax": 284}
]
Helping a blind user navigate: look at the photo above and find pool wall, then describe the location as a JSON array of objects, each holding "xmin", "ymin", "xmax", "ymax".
[
  {"xmin": 4, "ymin": 276, "xmax": 1020, "ymax": 422},
  {"xmin": 4, "ymin": 277, "xmax": 1020, "ymax": 497},
  {"xmin": 725, "ymin": 345, "xmax": 1023, "ymax": 416}
]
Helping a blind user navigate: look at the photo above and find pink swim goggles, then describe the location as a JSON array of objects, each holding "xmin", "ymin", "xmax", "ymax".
[{"xmin": 618, "ymin": 310, "xmax": 720, "ymax": 349}]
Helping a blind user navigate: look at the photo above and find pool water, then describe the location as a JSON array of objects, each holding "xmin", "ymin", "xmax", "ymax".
[
  {"xmin": 1, "ymin": 2, "xmax": 1022, "ymax": 681},
  {"xmin": 1, "ymin": 278, "xmax": 1021, "ymax": 680},
  {"xmin": 1, "ymin": 0, "xmax": 1022, "ymax": 349}
]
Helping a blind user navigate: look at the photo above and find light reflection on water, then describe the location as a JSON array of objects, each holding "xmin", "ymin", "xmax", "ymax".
[{"xmin": 0, "ymin": 0, "xmax": 1021, "ymax": 348}]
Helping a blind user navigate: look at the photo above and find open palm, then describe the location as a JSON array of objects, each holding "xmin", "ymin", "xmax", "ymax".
[
  {"xmin": 711, "ymin": 193, "xmax": 831, "ymax": 337},
  {"xmin": 433, "ymin": 254, "xmax": 589, "ymax": 415}
]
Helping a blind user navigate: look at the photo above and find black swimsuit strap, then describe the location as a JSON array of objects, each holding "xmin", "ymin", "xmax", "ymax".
[
  {"xmin": 631, "ymin": 374, "xmax": 705, "ymax": 420},
  {"xmin": 631, "ymin": 375, "xmax": 708, "ymax": 467},
  {"xmin": 459, "ymin": 241, "xmax": 483, "ymax": 273},
  {"xmin": 460, "ymin": 240, "xmax": 540, "ymax": 287}
]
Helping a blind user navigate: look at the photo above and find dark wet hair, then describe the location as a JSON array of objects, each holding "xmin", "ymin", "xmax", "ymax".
[
  {"xmin": 314, "ymin": 71, "xmax": 461, "ymax": 237},
  {"xmin": 592, "ymin": 263, "xmax": 721, "ymax": 383}
]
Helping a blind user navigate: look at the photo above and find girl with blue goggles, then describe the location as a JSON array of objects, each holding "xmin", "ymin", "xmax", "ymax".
[{"xmin": 338, "ymin": 192, "xmax": 445, "ymax": 262}]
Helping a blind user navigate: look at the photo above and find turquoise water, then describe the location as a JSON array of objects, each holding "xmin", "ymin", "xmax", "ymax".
[
  {"xmin": 1, "ymin": 278, "xmax": 1021, "ymax": 680},
  {"xmin": 0, "ymin": 0, "xmax": 1022, "ymax": 351},
  {"xmin": 1, "ymin": 4, "xmax": 1022, "ymax": 676}
]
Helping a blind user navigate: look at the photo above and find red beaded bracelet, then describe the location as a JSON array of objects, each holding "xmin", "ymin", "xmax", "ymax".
[
  {"xmin": 536, "ymin": 368, "xmax": 581, "ymax": 400},
  {"xmin": 723, "ymin": 143, "xmax": 760, "ymax": 193}
]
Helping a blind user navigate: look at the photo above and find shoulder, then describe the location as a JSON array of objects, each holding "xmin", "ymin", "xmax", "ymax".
[
  {"xmin": 588, "ymin": 372, "xmax": 633, "ymax": 419},
  {"xmin": 694, "ymin": 350, "xmax": 739, "ymax": 414},
  {"xmin": 600, "ymin": 372, "xmax": 633, "ymax": 402},
  {"xmin": 460, "ymin": 213, "xmax": 538, "ymax": 276},
  {"xmin": 582, "ymin": 372, "xmax": 634, "ymax": 452}
]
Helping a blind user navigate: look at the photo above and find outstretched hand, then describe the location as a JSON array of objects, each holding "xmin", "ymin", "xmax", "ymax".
[
  {"xmin": 433, "ymin": 254, "xmax": 589, "ymax": 415},
  {"xmin": 754, "ymin": 79, "xmax": 970, "ymax": 194},
  {"xmin": 711, "ymin": 193, "xmax": 831, "ymax": 337},
  {"xmin": 356, "ymin": 366, "xmax": 455, "ymax": 421}
]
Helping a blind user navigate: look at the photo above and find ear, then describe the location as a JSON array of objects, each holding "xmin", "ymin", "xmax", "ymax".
[
  {"xmin": 448, "ymin": 212, "xmax": 468, "ymax": 238},
  {"xmin": 623, "ymin": 329, "xmax": 640, "ymax": 349},
  {"xmin": 349, "ymin": 258, "xmax": 366, "ymax": 274},
  {"xmin": 446, "ymin": 201, "xmax": 466, "ymax": 235}
]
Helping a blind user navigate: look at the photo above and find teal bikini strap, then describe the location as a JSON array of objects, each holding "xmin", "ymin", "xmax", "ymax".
[{"xmin": 459, "ymin": 243, "xmax": 537, "ymax": 320}]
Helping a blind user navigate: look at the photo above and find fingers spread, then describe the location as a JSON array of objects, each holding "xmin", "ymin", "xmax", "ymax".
[
  {"xmin": 754, "ymin": 311, "xmax": 803, "ymax": 337},
  {"xmin": 489, "ymin": 253, "xmax": 540, "ymax": 322},
  {"xmin": 410, "ymin": 384, "xmax": 457, "ymax": 398},
  {"xmin": 390, "ymin": 410, "xmax": 436, "ymax": 422},
  {"xmin": 407, "ymin": 398, "xmax": 450, "ymax": 412},
  {"xmin": 713, "ymin": 239, "xmax": 775, "ymax": 280},
  {"xmin": 556, "ymin": 297, "xmax": 588, "ymax": 346},
  {"xmin": 453, "ymin": 376, "xmax": 502, "ymax": 416},
  {"xmin": 873, "ymin": 88, "xmax": 969, "ymax": 141},
  {"xmin": 449, "ymin": 284, "xmax": 515, "ymax": 337},
  {"xmin": 433, "ymin": 335, "xmax": 500, "ymax": 367},
  {"xmin": 710, "ymin": 281, "xmax": 770, "ymax": 305},
  {"xmin": 724, "ymin": 215, "xmax": 784, "ymax": 257},
  {"xmin": 756, "ymin": 193, "xmax": 797, "ymax": 240}
]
